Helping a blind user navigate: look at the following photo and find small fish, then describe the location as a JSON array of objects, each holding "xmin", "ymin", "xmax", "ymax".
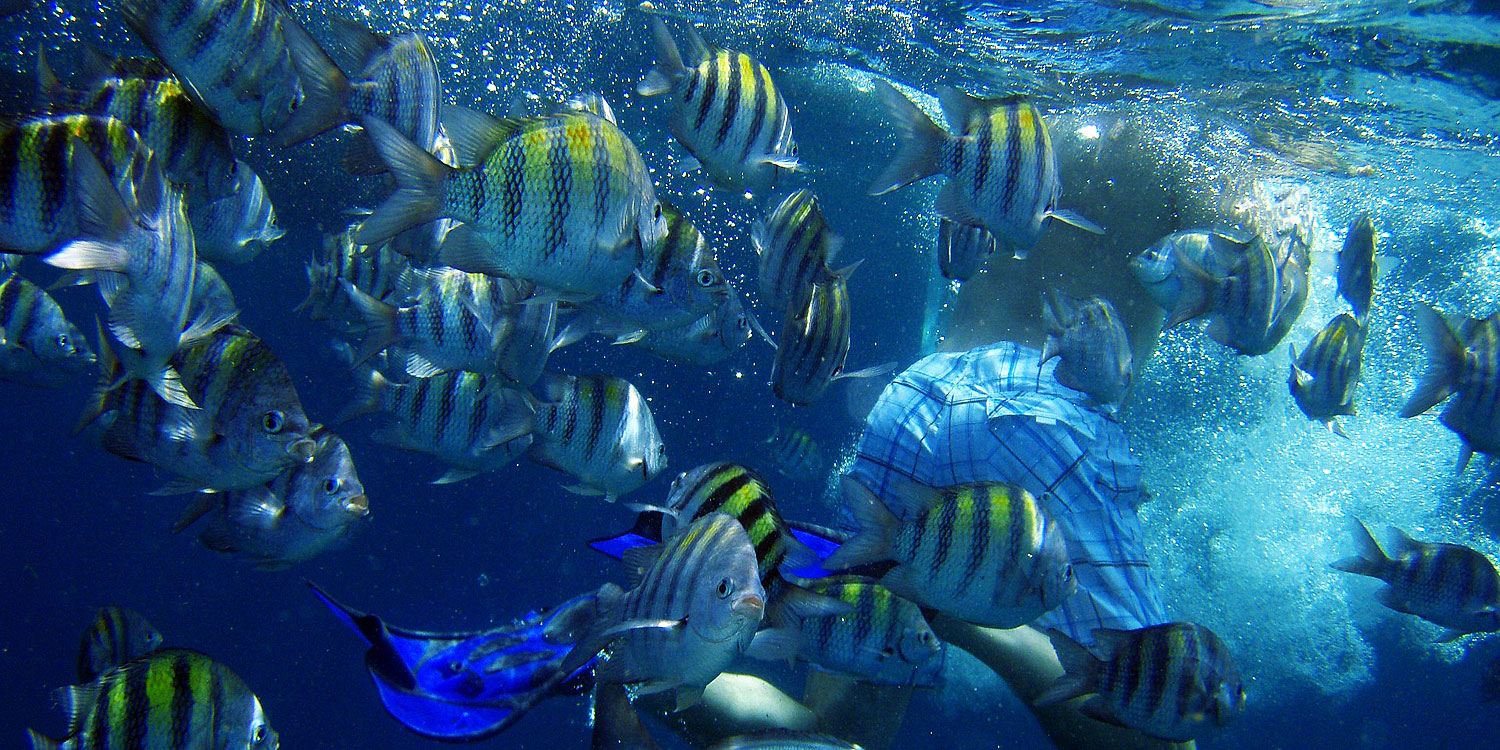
[
  {"xmin": 764, "ymin": 425, "xmax": 826, "ymax": 483},
  {"xmin": 527, "ymin": 373, "xmax": 666, "ymax": 501},
  {"xmin": 826, "ymin": 475, "xmax": 1075, "ymax": 629},
  {"xmin": 343, "ymin": 267, "xmax": 519, "ymax": 379},
  {"xmin": 1288, "ymin": 313, "xmax": 1364, "ymax": 437},
  {"xmin": 47, "ymin": 145, "xmax": 229, "ymax": 409},
  {"xmin": 633, "ymin": 287, "xmax": 755, "ymax": 366},
  {"xmin": 706, "ymin": 730, "xmax": 867, "ymax": 750},
  {"xmin": 1338, "ymin": 212, "xmax": 1377, "ymax": 319},
  {"xmin": 79, "ymin": 326, "xmax": 318, "ymax": 494},
  {"xmin": 577, "ymin": 199, "xmax": 729, "ymax": 336},
  {"xmin": 28, "ymin": 648, "xmax": 278, "ymax": 750},
  {"xmin": 1128, "ymin": 230, "xmax": 1221, "ymax": 313},
  {"xmin": 589, "ymin": 513, "xmax": 768, "ymax": 709},
  {"xmin": 0, "ymin": 273, "xmax": 95, "ymax": 387},
  {"xmin": 120, "ymin": 0, "xmax": 343, "ymax": 143},
  {"xmin": 752, "ymin": 189, "xmax": 856, "ymax": 311},
  {"xmin": 188, "ymin": 161, "xmax": 284, "ymax": 264},
  {"xmin": 0, "ymin": 115, "xmax": 159, "ymax": 256},
  {"xmin": 1038, "ymin": 623, "xmax": 1245, "ymax": 742},
  {"xmin": 653, "ymin": 461, "xmax": 822, "ymax": 581},
  {"xmin": 756, "ymin": 576, "xmax": 945, "ymax": 687},
  {"xmin": 1041, "ymin": 292, "xmax": 1133, "ymax": 405},
  {"xmin": 299, "ymin": 226, "xmax": 423, "ymax": 331},
  {"xmin": 337, "ymin": 368, "xmax": 535, "ymax": 484},
  {"xmin": 1332, "ymin": 517, "xmax": 1500, "ymax": 641},
  {"xmin": 771, "ymin": 278, "xmax": 892, "ymax": 405},
  {"xmin": 172, "ymin": 427, "xmax": 368, "ymax": 569},
  {"xmin": 1167, "ymin": 231, "xmax": 1292, "ymax": 356},
  {"xmin": 637, "ymin": 17, "xmax": 799, "ymax": 193},
  {"xmin": 355, "ymin": 106, "xmax": 665, "ymax": 299},
  {"xmin": 284, "ymin": 18, "xmax": 445, "ymax": 155},
  {"xmin": 38, "ymin": 60, "xmax": 240, "ymax": 202},
  {"xmin": 868, "ymin": 81, "xmax": 1102, "ymax": 259},
  {"xmin": 1400, "ymin": 304, "xmax": 1500, "ymax": 471},
  {"xmin": 936, "ymin": 219, "xmax": 995, "ymax": 282},
  {"xmin": 76, "ymin": 606, "xmax": 163, "ymax": 682}
]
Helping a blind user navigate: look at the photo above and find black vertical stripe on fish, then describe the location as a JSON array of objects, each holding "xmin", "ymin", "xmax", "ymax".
[
  {"xmin": 123, "ymin": 653, "xmax": 149, "ymax": 747},
  {"xmin": 741, "ymin": 64, "xmax": 769, "ymax": 162},
  {"xmin": 1001, "ymin": 105, "xmax": 1022, "ymax": 214},
  {"xmin": 0, "ymin": 129, "xmax": 19, "ymax": 220},
  {"xmin": 587, "ymin": 378, "xmax": 606, "ymax": 461},
  {"xmin": 502, "ymin": 148, "xmax": 523, "ymax": 238},
  {"xmin": 560, "ymin": 377, "xmax": 580, "ymax": 444},
  {"xmin": 684, "ymin": 68, "xmax": 701, "ymax": 104},
  {"xmin": 170, "ymin": 651, "xmax": 193, "ymax": 742},
  {"xmin": 717, "ymin": 55, "xmax": 742, "ymax": 148},
  {"xmin": 547, "ymin": 130, "xmax": 572, "ymax": 261},
  {"xmin": 963, "ymin": 493, "xmax": 990, "ymax": 592},
  {"xmin": 852, "ymin": 584, "xmax": 873, "ymax": 647},
  {"xmin": 411, "ymin": 376, "xmax": 430, "ymax": 430},
  {"xmin": 694, "ymin": 56, "xmax": 720, "ymax": 132},
  {"xmin": 974, "ymin": 119, "xmax": 993, "ymax": 197},
  {"xmin": 39, "ymin": 124, "xmax": 71, "ymax": 220},
  {"xmin": 932, "ymin": 497, "xmax": 956, "ymax": 576},
  {"xmin": 702, "ymin": 470, "xmax": 752, "ymax": 516},
  {"xmin": 1032, "ymin": 106, "xmax": 1049, "ymax": 208},
  {"xmin": 436, "ymin": 373, "xmax": 456, "ymax": 444},
  {"xmin": 467, "ymin": 379, "xmax": 489, "ymax": 446},
  {"xmin": 90, "ymin": 664, "xmax": 112, "ymax": 750}
]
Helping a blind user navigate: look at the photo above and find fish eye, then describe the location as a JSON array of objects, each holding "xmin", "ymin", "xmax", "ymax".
[
  {"xmin": 253, "ymin": 724, "xmax": 266, "ymax": 743},
  {"xmin": 716, "ymin": 577, "xmax": 732, "ymax": 598},
  {"xmin": 653, "ymin": 203, "xmax": 662, "ymax": 220},
  {"xmin": 696, "ymin": 269, "xmax": 718, "ymax": 287},
  {"xmin": 55, "ymin": 333, "xmax": 69, "ymax": 349},
  {"xmin": 323, "ymin": 477, "xmax": 341, "ymax": 494},
  {"xmin": 879, "ymin": 646, "xmax": 895, "ymax": 660},
  {"xmin": 1062, "ymin": 564, "xmax": 1074, "ymax": 583},
  {"xmin": 261, "ymin": 410, "xmax": 285, "ymax": 434}
]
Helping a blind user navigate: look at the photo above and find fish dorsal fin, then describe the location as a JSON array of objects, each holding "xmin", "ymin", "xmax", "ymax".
[
  {"xmin": 329, "ymin": 16, "xmax": 387, "ymax": 75},
  {"xmin": 1387, "ymin": 526, "xmax": 1423, "ymax": 554},
  {"xmin": 440, "ymin": 104, "xmax": 522, "ymax": 166},
  {"xmin": 885, "ymin": 475, "xmax": 948, "ymax": 517},
  {"xmin": 56, "ymin": 681, "xmax": 105, "ymax": 734},
  {"xmin": 1089, "ymin": 627, "xmax": 1135, "ymax": 659},
  {"xmin": 621, "ymin": 544, "xmax": 663, "ymax": 587},
  {"xmin": 936, "ymin": 86, "xmax": 1026, "ymax": 132},
  {"xmin": 682, "ymin": 24, "xmax": 712, "ymax": 66},
  {"xmin": 561, "ymin": 93, "xmax": 617, "ymax": 126}
]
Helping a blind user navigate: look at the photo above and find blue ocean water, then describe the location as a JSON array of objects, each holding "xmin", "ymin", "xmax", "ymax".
[{"xmin": 1, "ymin": 1, "xmax": 1499, "ymax": 748}]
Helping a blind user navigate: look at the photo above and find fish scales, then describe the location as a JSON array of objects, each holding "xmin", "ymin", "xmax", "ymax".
[{"xmin": 772, "ymin": 278, "xmax": 851, "ymax": 405}]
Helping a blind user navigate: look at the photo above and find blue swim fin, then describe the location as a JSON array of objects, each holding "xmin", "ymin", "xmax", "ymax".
[
  {"xmin": 308, "ymin": 581, "xmax": 600, "ymax": 742},
  {"xmin": 587, "ymin": 510, "xmax": 665, "ymax": 560}
]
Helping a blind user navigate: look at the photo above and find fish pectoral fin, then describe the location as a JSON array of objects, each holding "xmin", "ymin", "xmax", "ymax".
[
  {"xmin": 621, "ymin": 544, "xmax": 665, "ymax": 587},
  {"xmin": 169, "ymin": 494, "xmax": 220, "ymax": 533},
  {"xmin": 227, "ymin": 489, "xmax": 285, "ymax": 530},
  {"xmin": 610, "ymin": 329, "xmax": 649, "ymax": 345},
  {"xmin": 744, "ymin": 627, "xmax": 801, "ymax": 666},
  {"xmin": 1048, "ymin": 208, "xmax": 1106, "ymax": 235},
  {"xmin": 757, "ymin": 153, "xmax": 800, "ymax": 170},
  {"xmin": 934, "ymin": 182, "xmax": 984, "ymax": 227},
  {"xmin": 563, "ymin": 483, "xmax": 606, "ymax": 497},
  {"xmin": 833, "ymin": 361, "xmax": 896, "ymax": 382},
  {"xmin": 431, "ymin": 467, "xmax": 482, "ymax": 485},
  {"xmin": 631, "ymin": 270, "xmax": 662, "ymax": 295},
  {"xmin": 148, "ymin": 479, "xmax": 217, "ymax": 497},
  {"xmin": 1077, "ymin": 696, "xmax": 1129, "ymax": 728}
]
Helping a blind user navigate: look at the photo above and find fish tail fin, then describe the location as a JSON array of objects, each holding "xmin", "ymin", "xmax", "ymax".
[
  {"xmin": 354, "ymin": 118, "xmax": 448, "ymax": 246},
  {"xmin": 1034, "ymin": 629, "xmax": 1100, "ymax": 707},
  {"xmin": 36, "ymin": 43, "xmax": 61, "ymax": 99},
  {"xmin": 824, "ymin": 475, "xmax": 899, "ymax": 570},
  {"xmin": 335, "ymin": 366, "xmax": 390, "ymax": 424},
  {"xmin": 272, "ymin": 17, "xmax": 351, "ymax": 147},
  {"xmin": 637, "ymin": 17, "xmax": 687, "ymax": 96},
  {"xmin": 1400, "ymin": 303, "xmax": 1463, "ymax": 418},
  {"xmin": 1330, "ymin": 516, "xmax": 1390, "ymax": 580},
  {"xmin": 26, "ymin": 729, "xmax": 63, "ymax": 750},
  {"xmin": 341, "ymin": 281, "xmax": 400, "ymax": 367},
  {"xmin": 868, "ymin": 79, "xmax": 946, "ymax": 195}
]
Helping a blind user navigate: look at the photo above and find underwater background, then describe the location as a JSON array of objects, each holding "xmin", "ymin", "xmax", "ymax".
[{"xmin": 2, "ymin": 0, "xmax": 1500, "ymax": 747}]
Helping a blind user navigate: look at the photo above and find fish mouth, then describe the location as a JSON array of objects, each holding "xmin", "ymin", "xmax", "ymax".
[
  {"xmin": 731, "ymin": 594, "xmax": 765, "ymax": 620},
  {"xmin": 286, "ymin": 438, "xmax": 317, "ymax": 463},
  {"xmin": 342, "ymin": 494, "xmax": 369, "ymax": 516}
]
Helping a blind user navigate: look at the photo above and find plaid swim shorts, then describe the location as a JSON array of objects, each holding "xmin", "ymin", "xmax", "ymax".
[{"xmin": 847, "ymin": 341, "xmax": 1166, "ymax": 646}]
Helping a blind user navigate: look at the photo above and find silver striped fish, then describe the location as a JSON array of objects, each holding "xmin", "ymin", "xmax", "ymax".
[
  {"xmin": 600, "ymin": 513, "xmax": 767, "ymax": 708},
  {"xmin": 578, "ymin": 199, "xmax": 729, "ymax": 336},
  {"xmin": 190, "ymin": 161, "xmax": 283, "ymax": 265},
  {"xmin": 76, "ymin": 606, "xmax": 163, "ymax": 683},
  {"xmin": 1167, "ymin": 232, "xmax": 1291, "ymax": 355},
  {"xmin": 752, "ymin": 189, "xmax": 858, "ymax": 311},
  {"xmin": 1040, "ymin": 292, "xmax": 1133, "ymax": 406},
  {"xmin": 343, "ymin": 268, "xmax": 518, "ymax": 379},
  {"xmin": 0, "ymin": 272, "xmax": 94, "ymax": 387},
  {"xmin": 870, "ymin": 81, "xmax": 1102, "ymax": 259},
  {"xmin": 771, "ymin": 278, "xmax": 890, "ymax": 405},
  {"xmin": 1289, "ymin": 313, "xmax": 1364, "ymax": 438},
  {"xmin": 120, "ymin": 0, "xmax": 342, "ymax": 143},
  {"xmin": 634, "ymin": 285, "xmax": 756, "ymax": 366},
  {"xmin": 638, "ymin": 17, "xmax": 798, "ymax": 193},
  {"xmin": 298, "ymin": 226, "xmax": 423, "ymax": 331},
  {"xmin": 1401, "ymin": 304, "xmax": 1500, "ymax": 471},
  {"xmin": 1333, "ymin": 517, "xmax": 1500, "ymax": 640},
  {"xmin": 1338, "ymin": 212, "xmax": 1378, "ymax": 319},
  {"xmin": 827, "ymin": 476, "xmax": 1076, "ymax": 629},
  {"xmin": 355, "ymin": 107, "xmax": 665, "ymax": 299},
  {"xmin": 339, "ymin": 367, "xmax": 534, "ymax": 485},
  {"xmin": 1039, "ymin": 623, "xmax": 1245, "ymax": 742},
  {"xmin": 527, "ymin": 373, "xmax": 666, "ymax": 502}
]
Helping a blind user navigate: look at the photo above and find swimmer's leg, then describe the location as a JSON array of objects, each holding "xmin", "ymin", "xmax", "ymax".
[
  {"xmin": 632, "ymin": 673, "xmax": 817, "ymax": 746},
  {"xmin": 802, "ymin": 671, "xmax": 912, "ymax": 750}
]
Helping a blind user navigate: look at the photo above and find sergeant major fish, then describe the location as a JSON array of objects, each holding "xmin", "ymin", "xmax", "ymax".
[
  {"xmin": 527, "ymin": 373, "xmax": 666, "ymax": 502},
  {"xmin": 0, "ymin": 272, "xmax": 95, "ymax": 387},
  {"xmin": 652, "ymin": 461, "xmax": 823, "ymax": 581},
  {"xmin": 827, "ymin": 475, "xmax": 1076, "ymax": 629},
  {"xmin": 76, "ymin": 606, "xmax": 163, "ymax": 682},
  {"xmin": 1338, "ymin": 212, "xmax": 1378, "ymax": 319},
  {"xmin": 1333, "ymin": 517, "xmax": 1500, "ymax": 641},
  {"xmin": 190, "ymin": 161, "xmax": 284, "ymax": 265},
  {"xmin": 1288, "ymin": 313, "xmax": 1365, "ymax": 438},
  {"xmin": 1038, "ymin": 623, "xmax": 1245, "ymax": 742},
  {"xmin": 1040, "ymin": 292, "xmax": 1133, "ymax": 406},
  {"xmin": 868, "ymin": 81, "xmax": 1102, "ymax": 260},
  {"xmin": 764, "ymin": 425, "xmax": 826, "ymax": 483},
  {"xmin": 633, "ymin": 286, "xmax": 756, "ymax": 366},
  {"xmin": 637, "ymin": 17, "xmax": 799, "ymax": 193},
  {"xmin": 342, "ymin": 269, "xmax": 518, "ymax": 379},
  {"xmin": 172, "ymin": 427, "xmax": 369, "ymax": 569},
  {"xmin": 771, "ymin": 277, "xmax": 891, "ymax": 406},
  {"xmin": 752, "ymin": 189, "xmax": 859, "ymax": 311},
  {"xmin": 28, "ymin": 648, "xmax": 278, "ymax": 750},
  {"xmin": 355, "ymin": 105, "xmax": 666, "ymax": 299},
  {"xmin": 337, "ymin": 368, "xmax": 534, "ymax": 485},
  {"xmin": 1400, "ymin": 303, "xmax": 1500, "ymax": 472}
]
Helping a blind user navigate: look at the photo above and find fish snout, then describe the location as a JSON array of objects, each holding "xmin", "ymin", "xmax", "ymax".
[
  {"xmin": 732, "ymin": 593, "xmax": 765, "ymax": 620},
  {"xmin": 287, "ymin": 438, "xmax": 317, "ymax": 463},
  {"xmin": 342, "ymin": 494, "xmax": 370, "ymax": 516}
]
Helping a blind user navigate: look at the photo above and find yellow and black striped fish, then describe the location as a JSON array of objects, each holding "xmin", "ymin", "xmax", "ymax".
[
  {"xmin": 0, "ymin": 272, "xmax": 94, "ymax": 387},
  {"xmin": 827, "ymin": 476, "xmax": 1075, "ymax": 629},
  {"xmin": 0, "ymin": 115, "xmax": 159, "ymax": 256},
  {"xmin": 1039, "ymin": 623, "xmax": 1245, "ymax": 742},
  {"xmin": 656, "ymin": 461, "xmax": 821, "ymax": 581},
  {"xmin": 1402, "ymin": 304, "xmax": 1500, "ymax": 472},
  {"xmin": 1289, "ymin": 313, "xmax": 1364, "ymax": 437},
  {"xmin": 869, "ymin": 81, "xmax": 1102, "ymax": 259},
  {"xmin": 638, "ymin": 17, "xmax": 799, "ymax": 193},
  {"xmin": 76, "ymin": 606, "xmax": 163, "ymax": 683},
  {"xmin": 29, "ymin": 648, "xmax": 278, "ymax": 750},
  {"xmin": 752, "ymin": 189, "xmax": 858, "ymax": 311},
  {"xmin": 527, "ymin": 373, "xmax": 666, "ymax": 502},
  {"xmin": 766, "ymin": 576, "xmax": 944, "ymax": 687},
  {"xmin": 1338, "ymin": 213, "xmax": 1378, "ymax": 319},
  {"xmin": 771, "ymin": 278, "xmax": 890, "ymax": 405}
]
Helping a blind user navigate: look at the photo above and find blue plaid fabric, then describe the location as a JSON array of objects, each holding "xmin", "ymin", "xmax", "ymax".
[{"xmin": 847, "ymin": 341, "xmax": 1166, "ymax": 646}]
